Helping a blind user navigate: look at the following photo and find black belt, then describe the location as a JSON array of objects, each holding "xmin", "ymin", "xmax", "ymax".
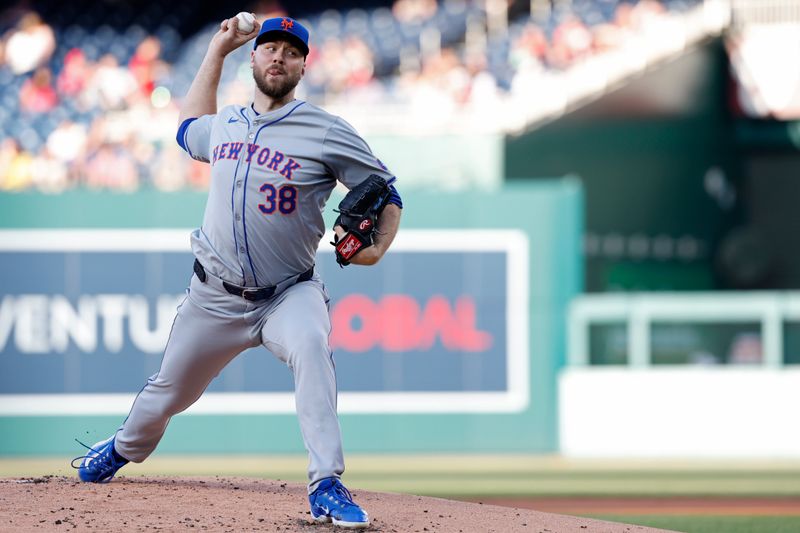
[{"xmin": 193, "ymin": 259, "xmax": 313, "ymax": 301}]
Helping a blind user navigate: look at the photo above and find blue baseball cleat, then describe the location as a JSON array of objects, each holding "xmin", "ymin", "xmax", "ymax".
[
  {"xmin": 309, "ymin": 477, "xmax": 369, "ymax": 529},
  {"xmin": 71, "ymin": 436, "xmax": 129, "ymax": 483}
]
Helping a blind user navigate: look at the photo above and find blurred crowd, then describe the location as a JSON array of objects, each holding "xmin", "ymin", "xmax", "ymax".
[
  {"xmin": 0, "ymin": 0, "xmax": 698, "ymax": 193},
  {"xmin": 0, "ymin": 9, "xmax": 208, "ymax": 193}
]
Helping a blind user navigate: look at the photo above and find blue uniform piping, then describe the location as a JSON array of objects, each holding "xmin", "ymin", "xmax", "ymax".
[
  {"xmin": 241, "ymin": 101, "xmax": 306, "ymax": 286},
  {"xmin": 231, "ymin": 108, "xmax": 252, "ymax": 283}
]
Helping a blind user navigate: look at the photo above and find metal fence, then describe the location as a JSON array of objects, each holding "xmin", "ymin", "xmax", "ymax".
[{"xmin": 567, "ymin": 292, "xmax": 800, "ymax": 367}]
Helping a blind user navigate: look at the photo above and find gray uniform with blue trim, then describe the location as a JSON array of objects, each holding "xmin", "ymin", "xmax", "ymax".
[{"xmin": 114, "ymin": 99, "xmax": 395, "ymax": 493}]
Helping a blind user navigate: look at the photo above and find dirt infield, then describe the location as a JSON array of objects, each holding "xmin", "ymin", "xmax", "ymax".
[{"xmin": 0, "ymin": 476, "xmax": 671, "ymax": 532}]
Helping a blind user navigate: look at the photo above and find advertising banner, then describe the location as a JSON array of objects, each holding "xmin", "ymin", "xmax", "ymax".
[{"xmin": 0, "ymin": 229, "xmax": 528, "ymax": 415}]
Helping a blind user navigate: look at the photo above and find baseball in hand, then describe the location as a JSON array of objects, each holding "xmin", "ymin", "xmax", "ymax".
[{"xmin": 235, "ymin": 12, "xmax": 256, "ymax": 33}]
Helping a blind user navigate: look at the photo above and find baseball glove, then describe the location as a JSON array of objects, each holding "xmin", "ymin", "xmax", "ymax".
[{"xmin": 332, "ymin": 174, "xmax": 391, "ymax": 266}]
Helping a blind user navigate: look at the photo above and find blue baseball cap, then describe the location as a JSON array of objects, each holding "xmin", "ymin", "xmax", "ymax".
[{"xmin": 253, "ymin": 17, "xmax": 309, "ymax": 56}]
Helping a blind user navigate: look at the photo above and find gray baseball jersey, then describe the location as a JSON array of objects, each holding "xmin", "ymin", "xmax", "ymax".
[
  {"xmin": 113, "ymin": 99, "xmax": 396, "ymax": 493},
  {"xmin": 184, "ymin": 100, "xmax": 394, "ymax": 287}
]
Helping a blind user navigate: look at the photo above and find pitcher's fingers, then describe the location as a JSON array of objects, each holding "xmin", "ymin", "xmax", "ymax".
[{"xmin": 250, "ymin": 14, "xmax": 261, "ymax": 34}]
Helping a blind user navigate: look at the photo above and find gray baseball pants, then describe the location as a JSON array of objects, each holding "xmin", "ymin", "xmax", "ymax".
[{"xmin": 114, "ymin": 268, "xmax": 344, "ymax": 493}]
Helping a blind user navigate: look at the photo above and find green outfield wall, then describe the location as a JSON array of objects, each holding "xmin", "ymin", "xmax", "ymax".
[
  {"xmin": 0, "ymin": 179, "xmax": 582, "ymax": 455},
  {"xmin": 505, "ymin": 39, "xmax": 741, "ymax": 292}
]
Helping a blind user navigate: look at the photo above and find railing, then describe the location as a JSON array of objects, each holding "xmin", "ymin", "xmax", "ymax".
[
  {"xmin": 567, "ymin": 292, "xmax": 800, "ymax": 368},
  {"xmin": 732, "ymin": 0, "xmax": 800, "ymax": 26}
]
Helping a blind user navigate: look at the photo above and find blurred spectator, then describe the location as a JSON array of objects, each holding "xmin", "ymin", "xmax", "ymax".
[
  {"xmin": 508, "ymin": 22, "xmax": 549, "ymax": 106},
  {"xmin": 128, "ymin": 36, "xmax": 168, "ymax": 98},
  {"xmin": 592, "ymin": 20, "xmax": 626, "ymax": 53},
  {"xmin": 304, "ymin": 37, "xmax": 340, "ymax": 92},
  {"xmin": 0, "ymin": 138, "xmax": 34, "ymax": 191},
  {"xmin": 4, "ymin": 11, "xmax": 55, "ymax": 75},
  {"xmin": 0, "ymin": 138, "xmax": 16, "ymax": 173},
  {"xmin": 549, "ymin": 15, "xmax": 593, "ymax": 69},
  {"xmin": 728, "ymin": 332, "xmax": 763, "ymax": 364},
  {"xmin": 422, "ymin": 48, "xmax": 471, "ymax": 105},
  {"xmin": 47, "ymin": 121, "xmax": 88, "ymax": 166},
  {"xmin": 463, "ymin": 51, "xmax": 499, "ymax": 107},
  {"xmin": 510, "ymin": 23, "xmax": 548, "ymax": 69},
  {"xmin": 397, "ymin": 47, "xmax": 464, "ymax": 123},
  {"xmin": 629, "ymin": 0, "xmax": 667, "ymax": 28},
  {"xmin": 308, "ymin": 36, "xmax": 376, "ymax": 96},
  {"xmin": 392, "ymin": 0, "xmax": 437, "ymax": 24},
  {"xmin": 614, "ymin": 1, "xmax": 637, "ymax": 29},
  {"xmin": 57, "ymin": 48, "xmax": 93, "ymax": 97},
  {"xmin": 19, "ymin": 66, "xmax": 57, "ymax": 113},
  {"xmin": 251, "ymin": 0, "xmax": 287, "ymax": 18},
  {"xmin": 31, "ymin": 147, "xmax": 69, "ymax": 193},
  {"xmin": 152, "ymin": 145, "xmax": 187, "ymax": 191},
  {"xmin": 84, "ymin": 143, "xmax": 139, "ymax": 191},
  {"xmin": 590, "ymin": 2, "xmax": 638, "ymax": 53},
  {"xmin": 82, "ymin": 54, "xmax": 138, "ymax": 111},
  {"xmin": 342, "ymin": 36, "xmax": 375, "ymax": 88}
]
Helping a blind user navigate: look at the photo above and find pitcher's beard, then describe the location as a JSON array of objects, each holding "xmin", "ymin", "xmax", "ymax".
[{"xmin": 254, "ymin": 70, "xmax": 301, "ymax": 100}]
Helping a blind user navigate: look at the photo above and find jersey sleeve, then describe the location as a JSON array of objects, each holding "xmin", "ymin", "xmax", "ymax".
[
  {"xmin": 176, "ymin": 114, "xmax": 215, "ymax": 163},
  {"xmin": 322, "ymin": 118, "xmax": 396, "ymax": 190}
]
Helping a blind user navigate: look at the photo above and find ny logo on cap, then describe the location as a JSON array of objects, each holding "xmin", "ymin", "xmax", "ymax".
[{"xmin": 281, "ymin": 18, "xmax": 294, "ymax": 30}]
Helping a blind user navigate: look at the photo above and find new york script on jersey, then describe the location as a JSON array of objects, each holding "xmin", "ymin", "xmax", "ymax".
[{"xmin": 211, "ymin": 142, "xmax": 302, "ymax": 180}]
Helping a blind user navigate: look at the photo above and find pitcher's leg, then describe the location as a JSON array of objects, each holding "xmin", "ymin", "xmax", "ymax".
[
  {"xmin": 115, "ymin": 292, "xmax": 252, "ymax": 462},
  {"xmin": 261, "ymin": 280, "xmax": 344, "ymax": 492}
]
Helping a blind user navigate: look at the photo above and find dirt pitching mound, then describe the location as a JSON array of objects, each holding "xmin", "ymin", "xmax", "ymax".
[{"xmin": 0, "ymin": 476, "xmax": 673, "ymax": 532}]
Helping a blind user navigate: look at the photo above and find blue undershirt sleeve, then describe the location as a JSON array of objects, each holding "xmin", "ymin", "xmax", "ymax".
[{"xmin": 386, "ymin": 184, "xmax": 403, "ymax": 209}]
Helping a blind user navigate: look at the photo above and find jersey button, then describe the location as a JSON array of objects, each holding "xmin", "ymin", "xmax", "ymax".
[
  {"xmin": 236, "ymin": 181, "xmax": 242, "ymax": 187},
  {"xmin": 248, "ymin": 134, "xmax": 254, "ymax": 139},
  {"xmin": 239, "ymin": 246, "xmax": 246, "ymax": 253},
  {"xmin": 235, "ymin": 214, "xmax": 241, "ymax": 221}
]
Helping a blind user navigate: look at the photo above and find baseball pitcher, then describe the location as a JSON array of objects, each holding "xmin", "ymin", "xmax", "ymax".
[{"xmin": 72, "ymin": 14, "xmax": 403, "ymax": 529}]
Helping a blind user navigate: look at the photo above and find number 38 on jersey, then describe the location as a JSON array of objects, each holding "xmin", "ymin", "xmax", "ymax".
[{"xmin": 259, "ymin": 183, "xmax": 297, "ymax": 215}]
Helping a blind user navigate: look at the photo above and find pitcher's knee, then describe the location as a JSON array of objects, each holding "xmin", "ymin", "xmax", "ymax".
[
  {"xmin": 141, "ymin": 380, "xmax": 198, "ymax": 418},
  {"xmin": 286, "ymin": 334, "xmax": 332, "ymax": 367}
]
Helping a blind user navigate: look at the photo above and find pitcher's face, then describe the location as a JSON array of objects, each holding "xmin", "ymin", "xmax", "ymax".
[{"xmin": 251, "ymin": 39, "xmax": 305, "ymax": 100}]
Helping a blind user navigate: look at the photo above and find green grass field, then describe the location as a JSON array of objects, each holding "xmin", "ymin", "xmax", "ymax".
[
  {"xmin": 3, "ymin": 455, "xmax": 799, "ymax": 532},
  {"xmin": 587, "ymin": 515, "xmax": 800, "ymax": 533}
]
